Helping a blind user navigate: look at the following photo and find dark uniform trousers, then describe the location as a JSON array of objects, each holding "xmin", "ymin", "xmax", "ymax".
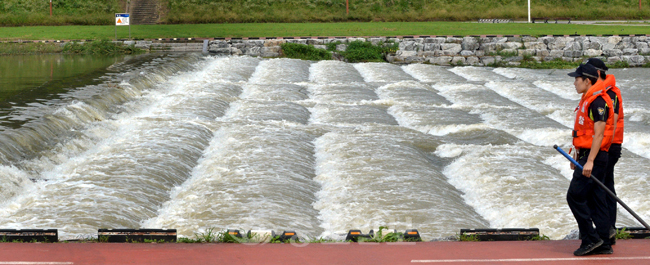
[
  {"xmin": 605, "ymin": 144, "xmax": 622, "ymax": 229},
  {"xmin": 567, "ymin": 153, "xmax": 611, "ymax": 247}
]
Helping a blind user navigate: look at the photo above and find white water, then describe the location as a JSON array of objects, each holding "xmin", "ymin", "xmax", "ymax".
[{"xmin": 0, "ymin": 55, "xmax": 649, "ymax": 241}]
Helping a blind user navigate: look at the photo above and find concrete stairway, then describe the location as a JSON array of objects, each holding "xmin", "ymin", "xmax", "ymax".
[{"xmin": 130, "ymin": 0, "xmax": 159, "ymax": 25}]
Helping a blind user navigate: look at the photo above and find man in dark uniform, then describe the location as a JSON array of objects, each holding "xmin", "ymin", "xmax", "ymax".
[
  {"xmin": 567, "ymin": 63, "xmax": 615, "ymax": 256},
  {"xmin": 586, "ymin": 58, "xmax": 623, "ymax": 250}
]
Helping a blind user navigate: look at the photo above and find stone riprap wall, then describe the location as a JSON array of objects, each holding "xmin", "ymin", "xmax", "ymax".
[
  {"xmin": 118, "ymin": 35, "xmax": 650, "ymax": 66},
  {"xmin": 384, "ymin": 35, "xmax": 650, "ymax": 66}
]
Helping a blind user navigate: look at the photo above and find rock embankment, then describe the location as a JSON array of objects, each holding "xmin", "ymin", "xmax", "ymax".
[{"xmin": 121, "ymin": 35, "xmax": 650, "ymax": 66}]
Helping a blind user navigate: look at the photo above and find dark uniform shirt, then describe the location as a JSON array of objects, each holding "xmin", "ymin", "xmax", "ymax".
[{"xmin": 606, "ymin": 90, "xmax": 619, "ymax": 115}]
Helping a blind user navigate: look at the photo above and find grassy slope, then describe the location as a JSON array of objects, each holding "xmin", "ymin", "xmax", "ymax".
[
  {"xmin": 0, "ymin": 22, "xmax": 648, "ymax": 41},
  {"xmin": 164, "ymin": 0, "xmax": 650, "ymax": 23},
  {"xmin": 1, "ymin": 0, "xmax": 650, "ymax": 26}
]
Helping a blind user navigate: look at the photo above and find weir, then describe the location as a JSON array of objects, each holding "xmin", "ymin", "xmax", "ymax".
[{"xmin": 0, "ymin": 55, "xmax": 648, "ymax": 240}]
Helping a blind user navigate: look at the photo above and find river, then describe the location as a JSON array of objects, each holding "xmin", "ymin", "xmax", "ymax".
[{"xmin": 0, "ymin": 53, "xmax": 648, "ymax": 240}]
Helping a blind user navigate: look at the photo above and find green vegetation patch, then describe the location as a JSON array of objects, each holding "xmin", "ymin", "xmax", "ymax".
[
  {"xmin": 615, "ymin": 227, "xmax": 633, "ymax": 240},
  {"xmin": 0, "ymin": 40, "xmax": 142, "ymax": 55},
  {"xmin": 62, "ymin": 40, "xmax": 143, "ymax": 55},
  {"xmin": 458, "ymin": 233, "xmax": 480, "ymax": 242},
  {"xmin": 0, "ymin": 42, "xmax": 64, "ymax": 55},
  {"xmin": 340, "ymin": 40, "xmax": 398, "ymax": 63},
  {"xmin": 280, "ymin": 42, "xmax": 332, "ymax": 60},
  {"xmin": 280, "ymin": 40, "xmax": 398, "ymax": 63}
]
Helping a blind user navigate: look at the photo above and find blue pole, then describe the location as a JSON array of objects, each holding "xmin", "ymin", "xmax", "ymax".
[{"xmin": 553, "ymin": 145, "xmax": 650, "ymax": 231}]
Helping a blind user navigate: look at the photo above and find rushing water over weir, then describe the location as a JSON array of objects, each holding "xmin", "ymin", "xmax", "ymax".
[{"xmin": 0, "ymin": 54, "xmax": 649, "ymax": 240}]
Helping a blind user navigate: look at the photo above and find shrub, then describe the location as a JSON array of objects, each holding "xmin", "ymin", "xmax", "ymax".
[
  {"xmin": 280, "ymin": 42, "xmax": 332, "ymax": 60},
  {"xmin": 340, "ymin": 40, "xmax": 397, "ymax": 63}
]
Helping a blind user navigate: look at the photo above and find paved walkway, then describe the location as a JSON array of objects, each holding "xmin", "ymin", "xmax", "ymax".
[{"xmin": 0, "ymin": 240, "xmax": 648, "ymax": 264}]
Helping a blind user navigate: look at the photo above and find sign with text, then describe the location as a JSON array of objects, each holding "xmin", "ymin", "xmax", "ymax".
[{"xmin": 115, "ymin": 13, "xmax": 130, "ymax": 26}]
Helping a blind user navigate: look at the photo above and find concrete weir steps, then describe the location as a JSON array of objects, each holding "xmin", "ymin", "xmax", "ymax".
[{"xmin": 130, "ymin": 0, "xmax": 159, "ymax": 25}]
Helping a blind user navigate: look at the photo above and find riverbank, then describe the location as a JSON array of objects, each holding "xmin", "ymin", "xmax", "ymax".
[
  {"xmin": 4, "ymin": 35, "xmax": 650, "ymax": 69},
  {"xmin": 2, "ymin": 0, "xmax": 650, "ymax": 26}
]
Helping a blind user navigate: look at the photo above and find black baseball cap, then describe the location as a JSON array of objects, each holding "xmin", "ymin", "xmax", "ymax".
[
  {"xmin": 586, "ymin": 58, "xmax": 608, "ymax": 72},
  {"xmin": 568, "ymin": 63, "xmax": 599, "ymax": 79}
]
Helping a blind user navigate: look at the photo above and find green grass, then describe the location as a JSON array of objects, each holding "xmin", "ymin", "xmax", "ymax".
[
  {"xmin": 2, "ymin": 0, "xmax": 650, "ymax": 26},
  {"xmin": 0, "ymin": 0, "xmax": 122, "ymax": 26},
  {"xmin": 1, "ymin": 22, "xmax": 649, "ymax": 41},
  {"xmin": 163, "ymin": 0, "xmax": 650, "ymax": 24}
]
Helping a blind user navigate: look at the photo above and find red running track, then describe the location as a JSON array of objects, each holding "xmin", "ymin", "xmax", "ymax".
[{"xmin": 0, "ymin": 240, "xmax": 648, "ymax": 265}]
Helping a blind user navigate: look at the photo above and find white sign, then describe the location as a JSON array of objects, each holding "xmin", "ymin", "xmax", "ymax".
[{"xmin": 115, "ymin": 13, "xmax": 130, "ymax": 26}]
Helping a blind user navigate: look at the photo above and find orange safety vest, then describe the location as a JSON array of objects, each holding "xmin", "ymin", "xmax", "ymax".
[
  {"xmin": 573, "ymin": 80, "xmax": 616, "ymax": 152},
  {"xmin": 603, "ymin": 75, "xmax": 624, "ymax": 144}
]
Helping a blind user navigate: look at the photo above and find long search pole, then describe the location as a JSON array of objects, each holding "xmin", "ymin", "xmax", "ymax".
[
  {"xmin": 553, "ymin": 145, "xmax": 650, "ymax": 231},
  {"xmin": 346, "ymin": 0, "xmax": 349, "ymax": 15},
  {"xmin": 50, "ymin": 0, "xmax": 52, "ymax": 16},
  {"xmin": 528, "ymin": 0, "xmax": 530, "ymax": 23}
]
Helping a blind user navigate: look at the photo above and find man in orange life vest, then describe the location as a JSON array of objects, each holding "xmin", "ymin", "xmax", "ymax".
[
  {"xmin": 586, "ymin": 58, "xmax": 623, "ymax": 246},
  {"xmin": 566, "ymin": 63, "xmax": 616, "ymax": 256}
]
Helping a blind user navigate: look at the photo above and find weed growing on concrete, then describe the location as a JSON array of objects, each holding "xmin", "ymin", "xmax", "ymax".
[
  {"xmin": 143, "ymin": 238, "xmax": 167, "ymax": 243},
  {"xmin": 458, "ymin": 233, "xmax": 480, "ymax": 242},
  {"xmin": 615, "ymin": 228, "xmax": 632, "ymax": 240},
  {"xmin": 530, "ymin": 235, "xmax": 550, "ymax": 241}
]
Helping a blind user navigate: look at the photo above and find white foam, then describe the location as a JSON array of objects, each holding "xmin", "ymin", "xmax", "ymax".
[
  {"xmin": 249, "ymin": 58, "xmax": 311, "ymax": 84},
  {"xmin": 314, "ymin": 131, "xmax": 488, "ymax": 240},
  {"xmin": 448, "ymin": 66, "xmax": 511, "ymax": 82},
  {"xmin": 533, "ymin": 80, "xmax": 581, "ymax": 100},
  {"xmin": 401, "ymin": 64, "xmax": 466, "ymax": 83},
  {"xmin": 0, "ymin": 56, "xmax": 244, "ymax": 238},
  {"xmin": 144, "ymin": 124, "xmax": 321, "ymax": 238},
  {"xmin": 623, "ymin": 132, "xmax": 650, "ymax": 159},
  {"xmin": 309, "ymin": 60, "xmax": 365, "ymax": 83},
  {"xmin": 0, "ymin": 166, "xmax": 33, "ymax": 208},
  {"xmin": 626, "ymin": 108, "xmax": 650, "ymax": 124},
  {"xmin": 435, "ymin": 143, "xmax": 579, "ymax": 239},
  {"xmin": 353, "ymin": 63, "xmax": 416, "ymax": 83}
]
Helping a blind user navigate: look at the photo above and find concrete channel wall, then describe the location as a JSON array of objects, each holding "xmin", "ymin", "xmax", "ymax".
[{"xmin": 120, "ymin": 35, "xmax": 650, "ymax": 66}]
